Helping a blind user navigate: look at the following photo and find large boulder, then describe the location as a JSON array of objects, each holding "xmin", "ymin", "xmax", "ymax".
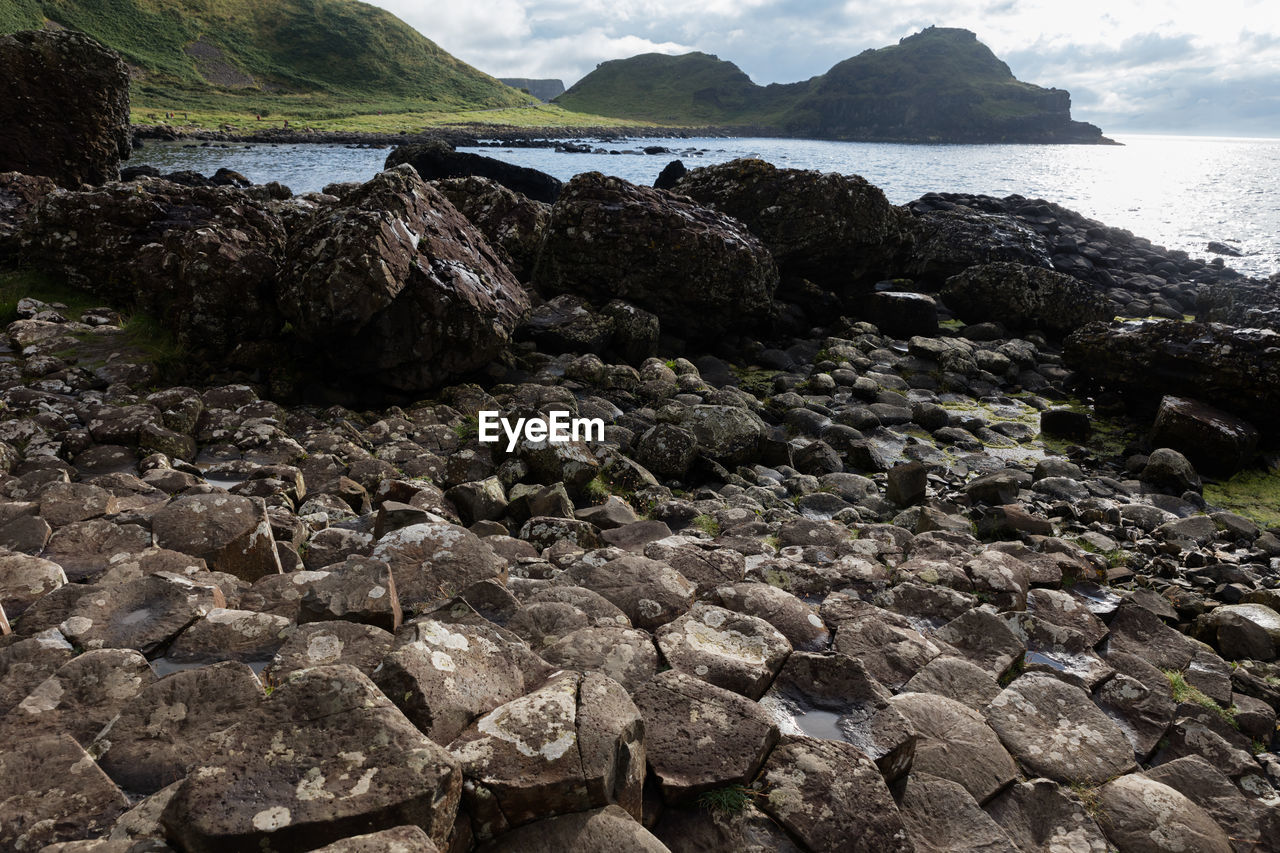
[
  {"xmin": 385, "ymin": 141, "xmax": 562, "ymax": 203},
  {"xmin": 942, "ymin": 261, "xmax": 1112, "ymax": 336},
  {"xmin": 1064, "ymin": 321, "xmax": 1280, "ymax": 432},
  {"xmin": 0, "ymin": 30, "xmax": 131, "ymax": 188},
  {"xmin": 533, "ymin": 172, "xmax": 778, "ymax": 339},
  {"xmin": 280, "ymin": 165, "xmax": 529, "ymax": 393},
  {"xmin": 1150, "ymin": 395, "xmax": 1259, "ymax": 477},
  {"xmin": 433, "ymin": 175, "xmax": 551, "ymax": 281},
  {"xmin": 672, "ymin": 158, "xmax": 909, "ymax": 291},
  {"xmin": 21, "ymin": 179, "xmax": 285, "ymax": 354},
  {"xmin": 0, "ymin": 171, "xmax": 56, "ymax": 256},
  {"xmin": 903, "ymin": 206, "xmax": 1053, "ymax": 284}
]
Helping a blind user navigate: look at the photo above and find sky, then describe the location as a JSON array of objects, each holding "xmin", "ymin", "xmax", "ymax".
[{"xmin": 368, "ymin": 0, "xmax": 1280, "ymax": 136}]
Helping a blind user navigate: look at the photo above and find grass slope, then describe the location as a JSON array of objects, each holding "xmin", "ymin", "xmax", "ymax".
[
  {"xmin": 556, "ymin": 27, "xmax": 1101, "ymax": 141},
  {"xmin": 1, "ymin": 0, "xmax": 530, "ymax": 119}
]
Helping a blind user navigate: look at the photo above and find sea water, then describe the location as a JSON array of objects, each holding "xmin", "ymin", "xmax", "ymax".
[{"xmin": 134, "ymin": 133, "xmax": 1280, "ymax": 278}]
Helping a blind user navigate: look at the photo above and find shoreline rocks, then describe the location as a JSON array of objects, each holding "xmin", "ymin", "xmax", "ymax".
[{"xmin": 1, "ymin": 140, "xmax": 1280, "ymax": 852}]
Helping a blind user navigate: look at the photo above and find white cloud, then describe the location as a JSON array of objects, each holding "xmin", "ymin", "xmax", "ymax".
[{"xmin": 366, "ymin": 0, "xmax": 1280, "ymax": 134}]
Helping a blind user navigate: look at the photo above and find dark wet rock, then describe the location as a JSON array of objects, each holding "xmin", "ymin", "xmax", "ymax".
[
  {"xmin": 673, "ymin": 158, "xmax": 910, "ymax": 293},
  {"xmin": 985, "ymin": 674, "xmax": 1137, "ymax": 784},
  {"xmin": 386, "ymin": 141, "xmax": 562, "ymax": 203},
  {"xmin": 480, "ymin": 805, "xmax": 668, "ymax": 853},
  {"xmin": 533, "ymin": 172, "xmax": 778, "ymax": 339},
  {"xmin": 1150, "ymin": 395, "xmax": 1259, "ymax": 477},
  {"xmin": 1040, "ymin": 408, "xmax": 1092, "ymax": 440},
  {"xmin": 374, "ymin": 617, "xmax": 550, "ymax": 745},
  {"xmin": 864, "ymin": 291, "xmax": 939, "ymax": 337},
  {"xmin": 91, "ymin": 661, "xmax": 264, "ymax": 796},
  {"xmin": 0, "ymin": 171, "xmax": 57, "ymax": 254},
  {"xmin": 984, "ymin": 778, "xmax": 1109, "ymax": 853},
  {"xmin": 267, "ymin": 621, "xmax": 395, "ymax": 678},
  {"xmin": 898, "ymin": 772, "xmax": 1017, "ymax": 853},
  {"xmin": 888, "ymin": 691, "xmax": 1019, "ymax": 804},
  {"xmin": 1065, "ymin": 321, "xmax": 1280, "ymax": 434},
  {"xmin": 904, "ymin": 207, "xmax": 1052, "ymax": 284},
  {"xmin": 0, "ymin": 647, "xmax": 153, "ymax": 747},
  {"xmin": 757, "ymin": 735, "xmax": 913, "ymax": 852},
  {"xmin": 539, "ymin": 625, "xmax": 658, "ymax": 693},
  {"xmin": 0, "ymin": 733, "xmax": 128, "ymax": 851},
  {"xmin": 656, "ymin": 602, "xmax": 791, "ymax": 698},
  {"xmin": 632, "ymin": 669, "xmax": 778, "ymax": 803},
  {"xmin": 565, "ymin": 554, "xmax": 694, "ymax": 630},
  {"xmin": 434, "ymin": 175, "xmax": 550, "ymax": 280},
  {"xmin": 886, "ymin": 461, "xmax": 928, "ymax": 506},
  {"xmin": 1095, "ymin": 774, "xmax": 1233, "ymax": 853},
  {"xmin": 942, "ymin": 262, "xmax": 1112, "ymax": 336},
  {"xmin": 370, "ymin": 522, "xmax": 507, "ymax": 612},
  {"xmin": 1205, "ymin": 603, "xmax": 1280, "ymax": 661},
  {"xmin": 653, "ymin": 159, "xmax": 688, "ymax": 190},
  {"xmin": 22, "ymin": 180, "xmax": 285, "ymax": 355},
  {"xmin": 280, "ymin": 165, "xmax": 529, "ymax": 394},
  {"xmin": 448, "ymin": 671, "xmax": 644, "ymax": 838},
  {"xmin": 0, "ymin": 30, "xmax": 131, "ymax": 187},
  {"xmin": 634, "ymin": 423, "xmax": 699, "ymax": 478},
  {"xmin": 160, "ymin": 664, "xmax": 462, "ymax": 852},
  {"xmin": 152, "ymin": 493, "xmax": 281, "ymax": 582}
]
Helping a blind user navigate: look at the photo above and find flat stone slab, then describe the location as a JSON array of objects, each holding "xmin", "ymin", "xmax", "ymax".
[
  {"xmin": 0, "ymin": 733, "xmax": 128, "ymax": 851},
  {"xmin": 448, "ymin": 671, "xmax": 644, "ymax": 840},
  {"xmin": 985, "ymin": 674, "xmax": 1137, "ymax": 784},
  {"xmin": 91, "ymin": 660, "xmax": 265, "ymax": 797},
  {"xmin": 888, "ymin": 691, "xmax": 1018, "ymax": 804},
  {"xmin": 160, "ymin": 664, "xmax": 462, "ymax": 852},
  {"xmin": 656, "ymin": 602, "xmax": 791, "ymax": 698},
  {"xmin": 374, "ymin": 618, "xmax": 551, "ymax": 745},
  {"xmin": 632, "ymin": 669, "xmax": 778, "ymax": 803},
  {"xmin": 758, "ymin": 735, "xmax": 914, "ymax": 853}
]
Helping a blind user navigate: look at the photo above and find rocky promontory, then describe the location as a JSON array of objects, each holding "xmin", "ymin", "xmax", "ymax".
[{"xmin": 4, "ymin": 30, "xmax": 1280, "ymax": 853}]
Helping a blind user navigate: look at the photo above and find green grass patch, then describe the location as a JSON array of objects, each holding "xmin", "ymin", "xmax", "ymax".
[
  {"xmin": 1164, "ymin": 670, "xmax": 1238, "ymax": 729},
  {"xmin": 582, "ymin": 475, "xmax": 612, "ymax": 505},
  {"xmin": 1204, "ymin": 466, "xmax": 1280, "ymax": 529},
  {"xmin": 691, "ymin": 514, "xmax": 721, "ymax": 537},
  {"xmin": 0, "ymin": 269, "xmax": 104, "ymax": 325},
  {"xmin": 131, "ymin": 102, "xmax": 659, "ymax": 134},
  {"xmin": 697, "ymin": 786, "xmax": 755, "ymax": 814},
  {"xmin": 730, "ymin": 365, "xmax": 782, "ymax": 399}
]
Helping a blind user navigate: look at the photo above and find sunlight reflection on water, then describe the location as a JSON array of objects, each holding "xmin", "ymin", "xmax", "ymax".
[{"xmin": 135, "ymin": 133, "xmax": 1280, "ymax": 277}]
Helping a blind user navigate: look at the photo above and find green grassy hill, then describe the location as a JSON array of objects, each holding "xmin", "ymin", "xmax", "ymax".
[
  {"xmin": 556, "ymin": 27, "xmax": 1108, "ymax": 143},
  {"xmin": 0, "ymin": 0, "xmax": 530, "ymax": 117},
  {"xmin": 555, "ymin": 51, "xmax": 790, "ymax": 125}
]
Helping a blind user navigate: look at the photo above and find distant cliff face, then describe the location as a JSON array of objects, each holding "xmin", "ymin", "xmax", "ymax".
[
  {"xmin": 499, "ymin": 78, "xmax": 566, "ymax": 102},
  {"xmin": 556, "ymin": 27, "xmax": 1110, "ymax": 143}
]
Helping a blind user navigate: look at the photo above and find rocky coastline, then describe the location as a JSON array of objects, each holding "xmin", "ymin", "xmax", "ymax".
[{"xmin": 4, "ymin": 28, "xmax": 1280, "ymax": 853}]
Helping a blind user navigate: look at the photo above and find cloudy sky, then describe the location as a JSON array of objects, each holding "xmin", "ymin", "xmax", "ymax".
[{"xmin": 369, "ymin": 0, "xmax": 1280, "ymax": 136}]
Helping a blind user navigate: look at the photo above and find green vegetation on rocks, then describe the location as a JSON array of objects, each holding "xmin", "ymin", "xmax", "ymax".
[{"xmin": 0, "ymin": 0, "xmax": 529, "ymax": 119}]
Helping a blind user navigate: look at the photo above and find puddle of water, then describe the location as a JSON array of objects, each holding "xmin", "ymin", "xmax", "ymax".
[{"xmin": 1069, "ymin": 582, "xmax": 1122, "ymax": 617}]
